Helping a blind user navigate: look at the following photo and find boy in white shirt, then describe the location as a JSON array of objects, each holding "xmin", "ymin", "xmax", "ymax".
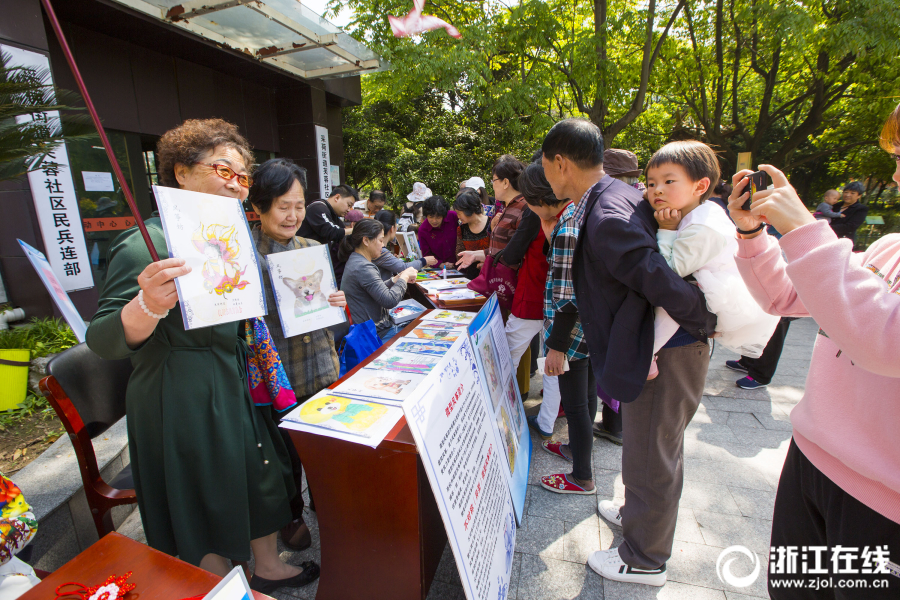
[{"xmin": 646, "ymin": 141, "xmax": 779, "ymax": 378}]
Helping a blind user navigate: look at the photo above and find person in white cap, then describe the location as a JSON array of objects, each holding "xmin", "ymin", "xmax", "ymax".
[
  {"xmin": 461, "ymin": 176, "xmax": 498, "ymax": 218},
  {"xmin": 398, "ymin": 182, "xmax": 432, "ymax": 232}
]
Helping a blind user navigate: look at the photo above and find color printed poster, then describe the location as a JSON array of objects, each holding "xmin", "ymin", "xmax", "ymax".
[
  {"xmin": 467, "ymin": 295, "xmax": 531, "ymax": 524},
  {"xmin": 428, "ymin": 310, "xmax": 475, "ymax": 325},
  {"xmin": 403, "ymin": 336, "xmax": 516, "ymax": 600},
  {"xmin": 280, "ymin": 391, "xmax": 404, "ymax": 449},
  {"xmin": 391, "ymin": 339, "xmax": 455, "ymax": 356},
  {"xmin": 417, "ymin": 320, "xmax": 470, "ymax": 331},
  {"xmin": 334, "ymin": 369, "xmax": 427, "ymax": 404},
  {"xmin": 405, "ymin": 327, "xmax": 464, "ymax": 342},
  {"xmin": 264, "ymin": 244, "xmax": 345, "ymax": 338},
  {"xmin": 153, "ymin": 186, "xmax": 266, "ymax": 329},
  {"xmin": 369, "ymin": 351, "xmax": 440, "ymax": 375},
  {"xmin": 18, "ymin": 240, "xmax": 87, "ymax": 342}
]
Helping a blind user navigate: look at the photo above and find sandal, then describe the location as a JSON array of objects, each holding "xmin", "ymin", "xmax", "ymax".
[
  {"xmin": 541, "ymin": 441, "xmax": 572, "ymax": 462},
  {"xmin": 541, "ymin": 473, "xmax": 596, "ymax": 495}
]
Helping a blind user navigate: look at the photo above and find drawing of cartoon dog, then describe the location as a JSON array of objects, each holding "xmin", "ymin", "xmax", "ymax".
[{"xmin": 283, "ymin": 270, "xmax": 328, "ymax": 316}]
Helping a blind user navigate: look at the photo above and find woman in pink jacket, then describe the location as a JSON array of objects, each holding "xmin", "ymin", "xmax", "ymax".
[{"xmin": 727, "ymin": 104, "xmax": 900, "ymax": 598}]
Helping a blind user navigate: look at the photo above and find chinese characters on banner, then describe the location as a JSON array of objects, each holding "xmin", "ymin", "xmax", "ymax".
[
  {"xmin": 315, "ymin": 125, "xmax": 332, "ymax": 199},
  {"xmin": 1, "ymin": 44, "xmax": 93, "ymax": 291}
]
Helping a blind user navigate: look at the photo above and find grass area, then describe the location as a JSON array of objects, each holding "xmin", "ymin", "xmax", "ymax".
[{"xmin": 0, "ymin": 317, "xmax": 78, "ymax": 471}]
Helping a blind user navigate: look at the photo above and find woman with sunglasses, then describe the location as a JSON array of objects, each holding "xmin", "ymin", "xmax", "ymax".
[{"xmin": 86, "ymin": 119, "xmax": 318, "ymax": 593}]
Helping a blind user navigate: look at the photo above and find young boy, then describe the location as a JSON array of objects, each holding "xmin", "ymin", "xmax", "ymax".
[
  {"xmin": 647, "ymin": 141, "xmax": 779, "ymax": 375},
  {"xmin": 813, "ymin": 189, "xmax": 844, "ymax": 223}
]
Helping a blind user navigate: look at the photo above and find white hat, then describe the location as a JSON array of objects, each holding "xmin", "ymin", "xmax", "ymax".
[
  {"xmin": 407, "ymin": 182, "xmax": 432, "ymax": 202},
  {"xmin": 463, "ymin": 177, "xmax": 486, "ymax": 190}
]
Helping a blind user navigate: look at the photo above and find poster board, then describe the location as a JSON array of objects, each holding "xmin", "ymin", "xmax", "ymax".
[
  {"xmin": 467, "ymin": 295, "xmax": 531, "ymax": 524},
  {"xmin": 264, "ymin": 244, "xmax": 345, "ymax": 338},
  {"xmin": 18, "ymin": 239, "xmax": 87, "ymax": 342},
  {"xmin": 153, "ymin": 185, "xmax": 266, "ymax": 329},
  {"xmin": 315, "ymin": 125, "xmax": 332, "ymax": 199},
  {"xmin": 397, "ymin": 231, "xmax": 423, "ymax": 261},
  {"xmin": 2, "ymin": 44, "xmax": 93, "ymax": 292},
  {"xmin": 403, "ymin": 336, "xmax": 516, "ymax": 600}
]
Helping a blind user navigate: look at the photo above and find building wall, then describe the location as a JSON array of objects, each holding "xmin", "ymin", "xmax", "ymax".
[{"xmin": 0, "ymin": 0, "xmax": 353, "ymax": 320}]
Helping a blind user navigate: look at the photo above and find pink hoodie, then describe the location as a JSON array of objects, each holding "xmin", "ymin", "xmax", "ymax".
[{"xmin": 736, "ymin": 220, "xmax": 900, "ymax": 524}]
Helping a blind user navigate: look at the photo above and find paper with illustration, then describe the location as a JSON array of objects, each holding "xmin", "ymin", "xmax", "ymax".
[
  {"xmin": 334, "ymin": 369, "xmax": 427, "ymax": 404},
  {"xmin": 279, "ymin": 391, "xmax": 404, "ymax": 448},
  {"xmin": 265, "ymin": 244, "xmax": 346, "ymax": 338},
  {"xmin": 369, "ymin": 351, "xmax": 440, "ymax": 375},
  {"xmin": 153, "ymin": 186, "xmax": 265, "ymax": 329},
  {"xmin": 391, "ymin": 338, "xmax": 455, "ymax": 356}
]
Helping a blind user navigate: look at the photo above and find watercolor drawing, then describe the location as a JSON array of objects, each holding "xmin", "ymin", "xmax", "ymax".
[
  {"xmin": 409, "ymin": 328, "xmax": 461, "ymax": 342},
  {"xmin": 298, "ymin": 395, "xmax": 389, "ymax": 432},
  {"xmin": 369, "ymin": 353, "xmax": 439, "ymax": 375},
  {"xmin": 191, "ymin": 223, "xmax": 250, "ymax": 297}
]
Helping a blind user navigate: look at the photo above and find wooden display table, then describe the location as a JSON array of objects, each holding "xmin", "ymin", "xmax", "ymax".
[
  {"xmin": 20, "ymin": 533, "xmax": 273, "ymax": 600},
  {"xmin": 290, "ymin": 313, "xmax": 480, "ymax": 600}
]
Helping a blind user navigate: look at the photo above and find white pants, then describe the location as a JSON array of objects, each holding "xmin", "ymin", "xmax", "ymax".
[{"xmin": 505, "ymin": 315, "xmax": 560, "ymax": 433}]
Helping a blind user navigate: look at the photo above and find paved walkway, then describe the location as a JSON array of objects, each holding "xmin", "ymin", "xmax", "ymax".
[{"xmin": 120, "ymin": 318, "xmax": 817, "ymax": 599}]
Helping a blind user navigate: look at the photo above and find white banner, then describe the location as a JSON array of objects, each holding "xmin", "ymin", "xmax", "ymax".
[
  {"xmin": 403, "ymin": 337, "xmax": 516, "ymax": 600},
  {"xmin": 315, "ymin": 125, "xmax": 332, "ymax": 199},
  {"xmin": 2, "ymin": 44, "xmax": 93, "ymax": 291}
]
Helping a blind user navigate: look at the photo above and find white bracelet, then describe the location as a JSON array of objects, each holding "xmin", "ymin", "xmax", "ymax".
[{"xmin": 138, "ymin": 290, "xmax": 169, "ymax": 320}]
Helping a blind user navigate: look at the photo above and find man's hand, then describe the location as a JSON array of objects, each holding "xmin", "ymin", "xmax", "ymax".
[
  {"xmin": 327, "ymin": 291, "xmax": 346, "ymax": 308},
  {"xmin": 654, "ymin": 208, "xmax": 682, "ymax": 230},
  {"xmin": 544, "ymin": 349, "xmax": 567, "ymax": 377}
]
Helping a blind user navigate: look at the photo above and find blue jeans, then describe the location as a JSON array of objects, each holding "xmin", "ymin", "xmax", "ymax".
[{"xmin": 379, "ymin": 324, "xmax": 402, "ymax": 344}]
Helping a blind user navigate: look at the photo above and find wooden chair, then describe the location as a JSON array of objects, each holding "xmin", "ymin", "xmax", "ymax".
[{"xmin": 39, "ymin": 343, "xmax": 136, "ymax": 538}]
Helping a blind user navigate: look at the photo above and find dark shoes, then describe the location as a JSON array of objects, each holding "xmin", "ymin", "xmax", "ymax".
[
  {"xmin": 281, "ymin": 517, "xmax": 312, "ymax": 551},
  {"xmin": 725, "ymin": 360, "xmax": 748, "ymax": 373},
  {"xmin": 249, "ymin": 561, "xmax": 320, "ymax": 594},
  {"xmin": 592, "ymin": 422, "xmax": 623, "ymax": 446}
]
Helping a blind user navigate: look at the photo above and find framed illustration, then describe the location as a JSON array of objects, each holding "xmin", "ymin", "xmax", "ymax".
[
  {"xmin": 153, "ymin": 185, "xmax": 266, "ymax": 329},
  {"xmin": 397, "ymin": 231, "xmax": 423, "ymax": 261},
  {"xmin": 265, "ymin": 244, "xmax": 346, "ymax": 338}
]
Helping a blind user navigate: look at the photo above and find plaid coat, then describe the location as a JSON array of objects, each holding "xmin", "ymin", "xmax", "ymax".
[{"xmin": 252, "ymin": 226, "xmax": 340, "ymax": 399}]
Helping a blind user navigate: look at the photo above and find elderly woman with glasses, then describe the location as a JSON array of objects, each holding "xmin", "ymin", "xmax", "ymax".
[{"xmin": 86, "ymin": 119, "xmax": 318, "ymax": 594}]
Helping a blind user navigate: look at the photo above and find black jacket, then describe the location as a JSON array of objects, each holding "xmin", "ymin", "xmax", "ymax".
[
  {"xmin": 829, "ymin": 201, "xmax": 868, "ymax": 243},
  {"xmin": 298, "ymin": 200, "xmax": 346, "ymax": 281},
  {"xmin": 573, "ymin": 176, "xmax": 717, "ymax": 403}
]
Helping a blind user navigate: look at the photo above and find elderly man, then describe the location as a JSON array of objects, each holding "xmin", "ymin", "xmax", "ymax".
[{"xmin": 541, "ymin": 118, "xmax": 716, "ymax": 588}]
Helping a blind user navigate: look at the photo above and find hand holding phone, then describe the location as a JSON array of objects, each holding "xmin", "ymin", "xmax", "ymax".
[{"xmin": 741, "ymin": 170, "xmax": 771, "ymax": 211}]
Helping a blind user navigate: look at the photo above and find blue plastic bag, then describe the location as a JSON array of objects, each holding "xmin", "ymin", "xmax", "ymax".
[{"xmin": 338, "ymin": 319, "xmax": 383, "ymax": 377}]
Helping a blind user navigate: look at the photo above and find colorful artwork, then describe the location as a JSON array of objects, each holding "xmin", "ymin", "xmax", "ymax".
[
  {"xmin": 281, "ymin": 392, "xmax": 405, "ymax": 448},
  {"xmin": 497, "ymin": 405, "xmax": 518, "ymax": 475},
  {"xmin": 266, "ymin": 244, "xmax": 345, "ymax": 338},
  {"xmin": 392, "ymin": 339, "xmax": 455, "ymax": 356},
  {"xmin": 397, "ymin": 231, "xmax": 422, "ymax": 261},
  {"xmin": 407, "ymin": 328, "xmax": 461, "ymax": 342},
  {"xmin": 416, "ymin": 320, "xmax": 469, "ymax": 331},
  {"xmin": 429, "ymin": 310, "xmax": 475, "ymax": 324},
  {"xmin": 335, "ymin": 369, "xmax": 427, "ymax": 404},
  {"xmin": 154, "ymin": 185, "xmax": 266, "ymax": 329},
  {"xmin": 192, "ymin": 223, "xmax": 249, "ymax": 296},
  {"xmin": 369, "ymin": 352, "xmax": 439, "ymax": 375}
]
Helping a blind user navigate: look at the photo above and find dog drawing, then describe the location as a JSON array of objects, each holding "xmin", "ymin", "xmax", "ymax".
[{"xmin": 283, "ymin": 270, "xmax": 328, "ymax": 316}]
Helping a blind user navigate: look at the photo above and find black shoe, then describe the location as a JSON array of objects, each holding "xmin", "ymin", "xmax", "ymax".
[
  {"xmin": 249, "ymin": 561, "xmax": 320, "ymax": 594},
  {"xmin": 592, "ymin": 423, "xmax": 623, "ymax": 446}
]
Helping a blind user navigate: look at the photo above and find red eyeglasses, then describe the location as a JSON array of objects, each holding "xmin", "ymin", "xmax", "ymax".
[{"xmin": 198, "ymin": 162, "xmax": 253, "ymax": 188}]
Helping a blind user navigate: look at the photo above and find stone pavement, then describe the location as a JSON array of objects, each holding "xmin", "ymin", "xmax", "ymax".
[{"xmin": 120, "ymin": 318, "xmax": 817, "ymax": 599}]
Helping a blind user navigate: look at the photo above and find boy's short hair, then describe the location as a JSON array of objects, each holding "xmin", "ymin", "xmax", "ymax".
[{"xmin": 646, "ymin": 141, "xmax": 720, "ymax": 202}]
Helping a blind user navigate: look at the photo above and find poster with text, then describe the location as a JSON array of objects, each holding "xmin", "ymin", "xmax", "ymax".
[
  {"xmin": 468, "ymin": 295, "xmax": 531, "ymax": 524},
  {"xmin": 265, "ymin": 244, "xmax": 346, "ymax": 338},
  {"xmin": 18, "ymin": 240, "xmax": 87, "ymax": 342},
  {"xmin": 153, "ymin": 186, "xmax": 266, "ymax": 329},
  {"xmin": 403, "ymin": 337, "xmax": 516, "ymax": 600}
]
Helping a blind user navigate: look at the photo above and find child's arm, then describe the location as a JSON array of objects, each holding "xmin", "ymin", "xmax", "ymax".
[
  {"xmin": 657, "ymin": 224, "xmax": 729, "ymax": 278},
  {"xmin": 816, "ymin": 202, "xmax": 843, "ymax": 219}
]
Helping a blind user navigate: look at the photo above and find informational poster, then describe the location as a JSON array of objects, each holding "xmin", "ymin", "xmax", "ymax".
[
  {"xmin": 2, "ymin": 44, "xmax": 94, "ymax": 292},
  {"xmin": 264, "ymin": 244, "xmax": 345, "ymax": 338},
  {"xmin": 403, "ymin": 337, "xmax": 516, "ymax": 600},
  {"xmin": 153, "ymin": 185, "xmax": 266, "ymax": 329},
  {"xmin": 315, "ymin": 125, "xmax": 332, "ymax": 199},
  {"xmin": 468, "ymin": 295, "xmax": 531, "ymax": 523},
  {"xmin": 18, "ymin": 240, "xmax": 87, "ymax": 342},
  {"xmin": 81, "ymin": 171, "xmax": 114, "ymax": 192},
  {"xmin": 280, "ymin": 391, "xmax": 404, "ymax": 449}
]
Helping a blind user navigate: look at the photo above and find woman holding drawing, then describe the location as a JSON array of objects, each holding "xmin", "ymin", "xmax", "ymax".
[
  {"xmin": 247, "ymin": 158, "xmax": 349, "ymax": 553},
  {"xmin": 340, "ymin": 219, "xmax": 418, "ymax": 343},
  {"xmin": 86, "ymin": 119, "xmax": 318, "ymax": 593}
]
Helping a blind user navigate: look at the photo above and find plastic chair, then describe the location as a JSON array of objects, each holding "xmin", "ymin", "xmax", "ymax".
[{"xmin": 39, "ymin": 343, "xmax": 136, "ymax": 538}]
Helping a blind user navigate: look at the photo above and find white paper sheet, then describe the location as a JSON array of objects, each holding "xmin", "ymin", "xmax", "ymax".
[{"xmin": 280, "ymin": 391, "xmax": 404, "ymax": 449}]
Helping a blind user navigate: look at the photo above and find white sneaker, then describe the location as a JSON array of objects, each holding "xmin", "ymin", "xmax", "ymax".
[
  {"xmin": 597, "ymin": 499, "xmax": 622, "ymax": 527},
  {"xmin": 588, "ymin": 547, "xmax": 667, "ymax": 586}
]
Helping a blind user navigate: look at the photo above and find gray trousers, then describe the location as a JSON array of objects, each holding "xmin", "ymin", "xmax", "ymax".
[{"xmin": 618, "ymin": 340, "xmax": 710, "ymax": 569}]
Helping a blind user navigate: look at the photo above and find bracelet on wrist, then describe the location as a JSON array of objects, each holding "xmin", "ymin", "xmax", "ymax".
[
  {"xmin": 736, "ymin": 223, "xmax": 766, "ymax": 235},
  {"xmin": 138, "ymin": 290, "xmax": 169, "ymax": 320}
]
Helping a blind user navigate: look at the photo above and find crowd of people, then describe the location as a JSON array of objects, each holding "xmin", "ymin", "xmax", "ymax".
[{"xmin": 79, "ymin": 100, "xmax": 900, "ymax": 597}]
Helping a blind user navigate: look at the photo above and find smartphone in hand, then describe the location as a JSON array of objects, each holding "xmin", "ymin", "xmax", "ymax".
[{"xmin": 741, "ymin": 170, "xmax": 771, "ymax": 211}]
